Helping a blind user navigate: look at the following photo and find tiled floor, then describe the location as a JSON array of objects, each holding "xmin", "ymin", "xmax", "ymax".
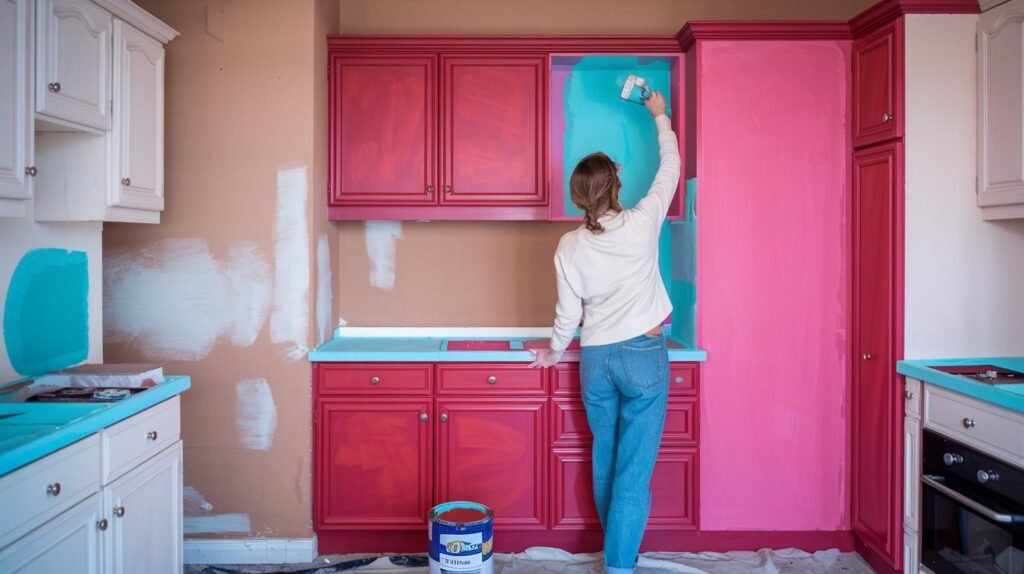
[{"xmin": 184, "ymin": 547, "xmax": 875, "ymax": 573}]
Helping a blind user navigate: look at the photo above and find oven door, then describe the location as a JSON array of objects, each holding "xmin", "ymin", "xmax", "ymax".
[{"xmin": 921, "ymin": 475, "xmax": 1024, "ymax": 574}]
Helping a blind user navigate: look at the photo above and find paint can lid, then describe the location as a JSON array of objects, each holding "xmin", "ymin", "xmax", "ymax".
[{"xmin": 429, "ymin": 501, "xmax": 493, "ymax": 527}]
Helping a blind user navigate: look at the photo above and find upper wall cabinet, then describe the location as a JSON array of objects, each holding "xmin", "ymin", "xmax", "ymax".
[
  {"xmin": 35, "ymin": 0, "xmax": 113, "ymax": 132},
  {"xmin": 440, "ymin": 56, "xmax": 545, "ymax": 206},
  {"xmin": 330, "ymin": 55, "xmax": 437, "ymax": 207},
  {"xmin": 853, "ymin": 19, "xmax": 903, "ymax": 148},
  {"xmin": 0, "ymin": 0, "xmax": 34, "ymax": 218},
  {"xmin": 978, "ymin": 0, "xmax": 1024, "ymax": 219}
]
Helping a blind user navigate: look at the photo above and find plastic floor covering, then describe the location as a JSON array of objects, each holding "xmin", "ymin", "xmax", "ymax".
[{"xmin": 184, "ymin": 547, "xmax": 875, "ymax": 574}]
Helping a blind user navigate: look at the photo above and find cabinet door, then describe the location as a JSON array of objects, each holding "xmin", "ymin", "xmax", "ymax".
[
  {"xmin": 436, "ymin": 398, "xmax": 547, "ymax": 529},
  {"xmin": 551, "ymin": 448, "xmax": 599, "ymax": 530},
  {"xmin": 329, "ymin": 55, "xmax": 436, "ymax": 206},
  {"xmin": 851, "ymin": 142, "xmax": 903, "ymax": 570},
  {"xmin": 978, "ymin": 2, "xmax": 1024, "ymax": 211},
  {"xmin": 0, "ymin": 0, "xmax": 33, "ymax": 212},
  {"xmin": 903, "ymin": 415, "xmax": 920, "ymax": 531},
  {"xmin": 105, "ymin": 441, "xmax": 182, "ymax": 574},
  {"xmin": 0, "ymin": 494, "xmax": 103, "ymax": 573},
  {"xmin": 440, "ymin": 56, "xmax": 545, "ymax": 205},
  {"xmin": 35, "ymin": 0, "xmax": 112, "ymax": 131},
  {"xmin": 853, "ymin": 20, "xmax": 902, "ymax": 148},
  {"xmin": 317, "ymin": 398, "xmax": 432, "ymax": 529},
  {"xmin": 110, "ymin": 20, "xmax": 164, "ymax": 211}
]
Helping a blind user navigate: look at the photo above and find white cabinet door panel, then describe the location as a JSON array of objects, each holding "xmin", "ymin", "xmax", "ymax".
[
  {"xmin": 0, "ymin": 0, "xmax": 33, "ymax": 213},
  {"xmin": 0, "ymin": 494, "xmax": 104, "ymax": 574}
]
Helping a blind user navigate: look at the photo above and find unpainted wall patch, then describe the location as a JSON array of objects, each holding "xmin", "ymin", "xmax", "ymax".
[
  {"xmin": 364, "ymin": 221, "xmax": 403, "ymax": 290},
  {"xmin": 271, "ymin": 165, "xmax": 311, "ymax": 360},
  {"xmin": 235, "ymin": 378, "xmax": 277, "ymax": 451}
]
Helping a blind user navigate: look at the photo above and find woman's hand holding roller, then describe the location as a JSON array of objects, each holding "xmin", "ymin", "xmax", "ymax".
[{"xmin": 645, "ymin": 90, "xmax": 666, "ymax": 117}]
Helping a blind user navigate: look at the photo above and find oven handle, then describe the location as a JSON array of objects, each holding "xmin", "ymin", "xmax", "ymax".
[{"xmin": 923, "ymin": 476, "xmax": 1023, "ymax": 524}]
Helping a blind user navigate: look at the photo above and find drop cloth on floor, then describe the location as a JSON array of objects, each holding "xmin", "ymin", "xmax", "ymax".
[{"xmin": 187, "ymin": 547, "xmax": 874, "ymax": 574}]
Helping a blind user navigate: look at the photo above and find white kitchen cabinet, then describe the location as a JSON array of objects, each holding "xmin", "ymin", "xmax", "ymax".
[
  {"xmin": 0, "ymin": 0, "xmax": 34, "ymax": 217},
  {"xmin": 110, "ymin": 19, "xmax": 164, "ymax": 212},
  {"xmin": 0, "ymin": 494, "xmax": 104, "ymax": 574},
  {"xmin": 978, "ymin": 0, "xmax": 1024, "ymax": 219},
  {"xmin": 105, "ymin": 441, "xmax": 182, "ymax": 574},
  {"xmin": 35, "ymin": 0, "xmax": 112, "ymax": 132}
]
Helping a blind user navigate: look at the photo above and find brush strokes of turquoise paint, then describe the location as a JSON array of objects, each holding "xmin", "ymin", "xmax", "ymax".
[
  {"xmin": 4, "ymin": 249, "xmax": 89, "ymax": 376},
  {"xmin": 670, "ymin": 178, "xmax": 698, "ymax": 348}
]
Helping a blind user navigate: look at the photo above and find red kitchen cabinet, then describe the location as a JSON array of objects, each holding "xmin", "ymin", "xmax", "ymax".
[
  {"xmin": 441, "ymin": 56, "xmax": 546, "ymax": 206},
  {"xmin": 853, "ymin": 20, "xmax": 903, "ymax": 148},
  {"xmin": 328, "ymin": 55, "xmax": 436, "ymax": 206},
  {"xmin": 315, "ymin": 398, "xmax": 433, "ymax": 530},
  {"xmin": 435, "ymin": 397, "xmax": 548, "ymax": 529},
  {"xmin": 851, "ymin": 141, "xmax": 904, "ymax": 571}
]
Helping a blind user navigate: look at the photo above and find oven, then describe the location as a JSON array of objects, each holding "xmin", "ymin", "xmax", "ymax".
[{"xmin": 921, "ymin": 430, "xmax": 1024, "ymax": 574}]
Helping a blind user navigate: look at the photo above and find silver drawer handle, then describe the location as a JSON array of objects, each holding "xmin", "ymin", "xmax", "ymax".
[
  {"xmin": 419, "ymin": 413, "xmax": 428, "ymax": 422},
  {"xmin": 440, "ymin": 413, "xmax": 449, "ymax": 423},
  {"xmin": 487, "ymin": 376, "xmax": 497, "ymax": 385},
  {"xmin": 962, "ymin": 417, "xmax": 976, "ymax": 429},
  {"xmin": 114, "ymin": 505, "xmax": 125, "ymax": 518},
  {"xmin": 370, "ymin": 376, "xmax": 381, "ymax": 385},
  {"xmin": 922, "ymin": 476, "xmax": 1019, "ymax": 523},
  {"xmin": 46, "ymin": 482, "xmax": 61, "ymax": 496},
  {"xmin": 883, "ymin": 113, "xmax": 893, "ymax": 122},
  {"xmin": 121, "ymin": 177, "xmax": 131, "ymax": 186},
  {"xmin": 97, "ymin": 518, "xmax": 108, "ymax": 531},
  {"xmin": 24, "ymin": 166, "xmax": 37, "ymax": 177},
  {"xmin": 674, "ymin": 376, "xmax": 684, "ymax": 384},
  {"xmin": 146, "ymin": 430, "xmax": 158, "ymax": 440},
  {"xmin": 905, "ymin": 390, "xmax": 914, "ymax": 400},
  {"xmin": 48, "ymin": 82, "xmax": 61, "ymax": 93}
]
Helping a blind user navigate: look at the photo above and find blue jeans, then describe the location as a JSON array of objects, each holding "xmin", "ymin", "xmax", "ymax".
[{"xmin": 580, "ymin": 333, "xmax": 669, "ymax": 574}]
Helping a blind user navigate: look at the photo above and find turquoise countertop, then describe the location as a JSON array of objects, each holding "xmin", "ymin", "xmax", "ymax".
[
  {"xmin": 0, "ymin": 375, "xmax": 191, "ymax": 476},
  {"xmin": 309, "ymin": 332, "xmax": 707, "ymax": 363},
  {"xmin": 897, "ymin": 358, "xmax": 1024, "ymax": 414}
]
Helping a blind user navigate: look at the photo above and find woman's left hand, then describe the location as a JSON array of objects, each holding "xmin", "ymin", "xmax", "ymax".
[{"xmin": 528, "ymin": 348, "xmax": 560, "ymax": 368}]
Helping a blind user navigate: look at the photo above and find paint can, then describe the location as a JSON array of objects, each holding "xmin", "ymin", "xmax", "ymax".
[{"xmin": 428, "ymin": 501, "xmax": 494, "ymax": 574}]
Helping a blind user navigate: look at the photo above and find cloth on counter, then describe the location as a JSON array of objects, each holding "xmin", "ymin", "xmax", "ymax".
[{"xmin": 184, "ymin": 547, "xmax": 873, "ymax": 574}]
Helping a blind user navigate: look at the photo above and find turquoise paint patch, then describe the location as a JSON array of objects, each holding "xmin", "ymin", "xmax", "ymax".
[
  {"xmin": 669, "ymin": 178, "xmax": 698, "ymax": 347},
  {"xmin": 4, "ymin": 249, "xmax": 89, "ymax": 376},
  {"xmin": 562, "ymin": 56, "xmax": 673, "ymax": 217}
]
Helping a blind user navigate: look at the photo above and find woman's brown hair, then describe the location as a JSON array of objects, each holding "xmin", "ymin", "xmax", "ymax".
[{"xmin": 569, "ymin": 152, "xmax": 622, "ymax": 234}]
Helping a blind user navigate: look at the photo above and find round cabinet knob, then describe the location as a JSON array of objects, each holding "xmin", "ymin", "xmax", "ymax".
[
  {"xmin": 114, "ymin": 506, "xmax": 125, "ymax": 518},
  {"xmin": 440, "ymin": 413, "xmax": 449, "ymax": 423},
  {"xmin": 419, "ymin": 413, "xmax": 428, "ymax": 422},
  {"xmin": 674, "ymin": 376, "xmax": 684, "ymax": 384},
  {"xmin": 426, "ymin": 185, "xmax": 434, "ymax": 194},
  {"xmin": 24, "ymin": 166, "xmax": 37, "ymax": 177},
  {"xmin": 48, "ymin": 82, "xmax": 61, "ymax": 93},
  {"xmin": 862, "ymin": 353, "xmax": 873, "ymax": 360},
  {"xmin": 46, "ymin": 483, "xmax": 61, "ymax": 496},
  {"xmin": 444, "ymin": 185, "xmax": 452, "ymax": 194},
  {"xmin": 943, "ymin": 453, "xmax": 964, "ymax": 466},
  {"xmin": 962, "ymin": 417, "xmax": 976, "ymax": 429},
  {"xmin": 883, "ymin": 113, "xmax": 893, "ymax": 122},
  {"xmin": 97, "ymin": 519, "xmax": 108, "ymax": 531},
  {"xmin": 905, "ymin": 390, "xmax": 915, "ymax": 400},
  {"xmin": 486, "ymin": 376, "xmax": 497, "ymax": 385},
  {"xmin": 146, "ymin": 430, "xmax": 158, "ymax": 440},
  {"xmin": 121, "ymin": 177, "xmax": 131, "ymax": 186},
  {"xmin": 977, "ymin": 469, "xmax": 1000, "ymax": 484},
  {"xmin": 370, "ymin": 376, "xmax": 380, "ymax": 385}
]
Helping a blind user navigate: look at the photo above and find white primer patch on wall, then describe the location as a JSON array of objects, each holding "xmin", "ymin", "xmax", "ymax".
[
  {"xmin": 235, "ymin": 378, "xmax": 277, "ymax": 451},
  {"xmin": 105, "ymin": 239, "xmax": 271, "ymax": 361},
  {"xmin": 184, "ymin": 513, "xmax": 252, "ymax": 535},
  {"xmin": 271, "ymin": 165, "xmax": 311, "ymax": 360},
  {"xmin": 316, "ymin": 234, "xmax": 332, "ymax": 345},
  {"xmin": 365, "ymin": 221, "xmax": 403, "ymax": 290}
]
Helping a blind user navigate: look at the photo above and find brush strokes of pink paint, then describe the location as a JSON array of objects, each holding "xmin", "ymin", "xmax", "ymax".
[{"xmin": 696, "ymin": 41, "xmax": 851, "ymax": 531}]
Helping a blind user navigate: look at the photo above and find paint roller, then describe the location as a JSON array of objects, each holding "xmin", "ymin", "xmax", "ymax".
[{"xmin": 619, "ymin": 74, "xmax": 652, "ymax": 105}]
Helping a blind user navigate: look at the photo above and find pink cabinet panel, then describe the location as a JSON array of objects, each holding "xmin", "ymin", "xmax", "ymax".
[
  {"xmin": 436, "ymin": 398, "xmax": 548, "ymax": 529},
  {"xmin": 441, "ymin": 56, "xmax": 546, "ymax": 205},
  {"xmin": 551, "ymin": 448, "xmax": 600, "ymax": 530},
  {"xmin": 853, "ymin": 20, "xmax": 903, "ymax": 148},
  {"xmin": 552, "ymin": 398, "xmax": 591, "ymax": 444},
  {"xmin": 852, "ymin": 141, "xmax": 903, "ymax": 569},
  {"xmin": 329, "ymin": 55, "xmax": 436, "ymax": 206},
  {"xmin": 316, "ymin": 398, "xmax": 432, "ymax": 530},
  {"xmin": 648, "ymin": 448, "xmax": 699, "ymax": 530}
]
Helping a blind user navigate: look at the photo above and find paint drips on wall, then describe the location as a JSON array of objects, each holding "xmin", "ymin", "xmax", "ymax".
[
  {"xmin": 105, "ymin": 239, "xmax": 271, "ymax": 361},
  {"xmin": 271, "ymin": 165, "xmax": 311, "ymax": 360},
  {"xmin": 3, "ymin": 249, "xmax": 89, "ymax": 376},
  {"xmin": 365, "ymin": 221, "xmax": 403, "ymax": 290},
  {"xmin": 316, "ymin": 234, "xmax": 332, "ymax": 345},
  {"xmin": 235, "ymin": 378, "xmax": 277, "ymax": 451}
]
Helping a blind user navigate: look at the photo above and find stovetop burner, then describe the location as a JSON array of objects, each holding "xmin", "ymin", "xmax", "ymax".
[{"xmin": 932, "ymin": 364, "xmax": 1024, "ymax": 385}]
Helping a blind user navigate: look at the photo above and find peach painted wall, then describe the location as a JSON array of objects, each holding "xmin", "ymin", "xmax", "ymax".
[
  {"xmin": 334, "ymin": 0, "xmax": 875, "ymax": 327},
  {"xmin": 694, "ymin": 41, "xmax": 851, "ymax": 530}
]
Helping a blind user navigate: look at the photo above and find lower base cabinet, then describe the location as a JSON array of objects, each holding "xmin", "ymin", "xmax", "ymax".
[
  {"xmin": 0, "ymin": 494, "xmax": 104, "ymax": 574},
  {"xmin": 314, "ymin": 361, "xmax": 700, "ymax": 553}
]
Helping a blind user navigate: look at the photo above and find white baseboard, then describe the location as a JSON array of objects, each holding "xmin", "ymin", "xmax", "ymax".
[{"xmin": 184, "ymin": 537, "xmax": 317, "ymax": 564}]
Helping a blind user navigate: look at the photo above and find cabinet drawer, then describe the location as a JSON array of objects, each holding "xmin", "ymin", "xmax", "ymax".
[
  {"xmin": 552, "ymin": 364, "xmax": 580, "ymax": 395},
  {"xmin": 0, "ymin": 434, "xmax": 100, "ymax": 548},
  {"xmin": 662, "ymin": 398, "xmax": 699, "ymax": 446},
  {"xmin": 552, "ymin": 398, "xmax": 697, "ymax": 446},
  {"xmin": 318, "ymin": 364, "xmax": 432, "ymax": 395},
  {"xmin": 669, "ymin": 364, "xmax": 698, "ymax": 396},
  {"xmin": 905, "ymin": 377, "xmax": 921, "ymax": 420},
  {"xmin": 552, "ymin": 399, "xmax": 590, "ymax": 444},
  {"xmin": 437, "ymin": 364, "xmax": 546, "ymax": 395},
  {"xmin": 924, "ymin": 384, "xmax": 1024, "ymax": 466},
  {"xmin": 101, "ymin": 396, "xmax": 180, "ymax": 484}
]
